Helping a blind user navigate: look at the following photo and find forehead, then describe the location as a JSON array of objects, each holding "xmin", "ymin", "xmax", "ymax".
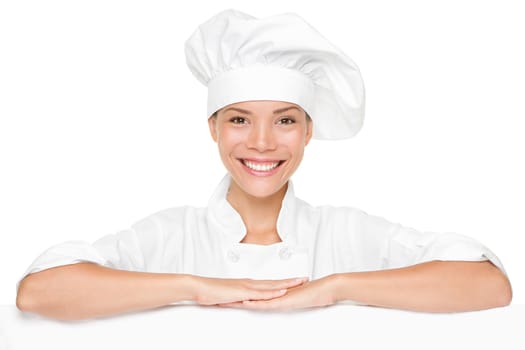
[{"xmin": 220, "ymin": 100, "xmax": 304, "ymax": 114}]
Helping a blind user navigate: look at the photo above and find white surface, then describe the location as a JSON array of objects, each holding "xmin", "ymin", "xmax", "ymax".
[
  {"xmin": 1, "ymin": 304, "xmax": 524, "ymax": 350},
  {"xmin": 1, "ymin": 0, "xmax": 524, "ymax": 306}
]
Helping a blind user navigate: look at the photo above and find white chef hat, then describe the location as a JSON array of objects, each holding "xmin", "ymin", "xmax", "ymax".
[{"xmin": 185, "ymin": 9, "xmax": 365, "ymax": 140}]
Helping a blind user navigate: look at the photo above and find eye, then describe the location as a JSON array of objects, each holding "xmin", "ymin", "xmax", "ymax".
[
  {"xmin": 277, "ymin": 117, "xmax": 296, "ymax": 125},
  {"xmin": 229, "ymin": 116, "xmax": 247, "ymax": 124}
]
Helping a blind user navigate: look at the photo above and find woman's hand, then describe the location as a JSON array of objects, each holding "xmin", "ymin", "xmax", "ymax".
[
  {"xmin": 217, "ymin": 275, "xmax": 338, "ymax": 310},
  {"xmin": 191, "ymin": 276, "xmax": 309, "ymax": 306},
  {"xmin": 217, "ymin": 261, "xmax": 512, "ymax": 313}
]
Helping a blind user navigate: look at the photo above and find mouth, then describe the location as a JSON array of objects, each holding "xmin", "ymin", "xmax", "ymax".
[{"xmin": 238, "ymin": 158, "xmax": 285, "ymax": 174}]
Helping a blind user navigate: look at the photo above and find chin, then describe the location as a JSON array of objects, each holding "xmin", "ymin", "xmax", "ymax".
[
  {"xmin": 240, "ymin": 178, "xmax": 288, "ymax": 198},
  {"xmin": 228, "ymin": 171, "xmax": 289, "ymax": 199},
  {"xmin": 246, "ymin": 184, "xmax": 285, "ymax": 199}
]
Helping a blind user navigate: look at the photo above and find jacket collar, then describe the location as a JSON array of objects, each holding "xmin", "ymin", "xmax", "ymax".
[{"xmin": 206, "ymin": 174, "xmax": 298, "ymax": 244}]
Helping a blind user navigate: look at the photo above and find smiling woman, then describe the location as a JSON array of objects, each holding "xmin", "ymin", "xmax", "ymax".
[
  {"xmin": 209, "ymin": 101, "xmax": 312, "ymax": 245},
  {"xmin": 210, "ymin": 101, "xmax": 312, "ymax": 202},
  {"xmin": 15, "ymin": 9, "xmax": 511, "ymax": 321}
]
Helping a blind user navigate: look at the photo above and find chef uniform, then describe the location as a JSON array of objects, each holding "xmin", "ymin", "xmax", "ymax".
[
  {"xmin": 18, "ymin": 9, "xmax": 506, "ymax": 287},
  {"xmin": 19, "ymin": 174, "xmax": 505, "ymax": 283}
]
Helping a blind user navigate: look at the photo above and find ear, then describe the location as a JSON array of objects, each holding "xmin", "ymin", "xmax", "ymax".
[
  {"xmin": 304, "ymin": 118, "xmax": 313, "ymax": 146},
  {"xmin": 208, "ymin": 115, "xmax": 218, "ymax": 143}
]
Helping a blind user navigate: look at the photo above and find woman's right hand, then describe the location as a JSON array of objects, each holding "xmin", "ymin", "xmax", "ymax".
[{"xmin": 190, "ymin": 276, "xmax": 309, "ymax": 306}]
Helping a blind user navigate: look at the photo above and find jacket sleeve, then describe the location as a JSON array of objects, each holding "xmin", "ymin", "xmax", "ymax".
[
  {"xmin": 16, "ymin": 216, "xmax": 160, "ymax": 290},
  {"xmin": 335, "ymin": 207, "xmax": 507, "ymax": 275}
]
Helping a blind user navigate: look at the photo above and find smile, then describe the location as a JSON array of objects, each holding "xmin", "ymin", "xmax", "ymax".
[{"xmin": 240, "ymin": 159, "xmax": 284, "ymax": 173}]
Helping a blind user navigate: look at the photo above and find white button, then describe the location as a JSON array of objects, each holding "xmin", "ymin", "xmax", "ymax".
[
  {"xmin": 279, "ymin": 246, "xmax": 292, "ymax": 260},
  {"xmin": 227, "ymin": 250, "xmax": 240, "ymax": 263}
]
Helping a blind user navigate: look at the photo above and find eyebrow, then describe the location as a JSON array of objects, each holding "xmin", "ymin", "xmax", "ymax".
[
  {"xmin": 223, "ymin": 107, "xmax": 252, "ymax": 114},
  {"xmin": 222, "ymin": 106, "xmax": 301, "ymax": 114},
  {"xmin": 273, "ymin": 106, "xmax": 301, "ymax": 114}
]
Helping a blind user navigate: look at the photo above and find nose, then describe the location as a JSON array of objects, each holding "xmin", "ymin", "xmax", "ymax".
[{"xmin": 247, "ymin": 122, "xmax": 277, "ymax": 152}]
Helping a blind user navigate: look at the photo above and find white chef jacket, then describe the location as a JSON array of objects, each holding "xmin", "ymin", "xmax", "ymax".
[{"xmin": 19, "ymin": 174, "xmax": 506, "ymax": 285}]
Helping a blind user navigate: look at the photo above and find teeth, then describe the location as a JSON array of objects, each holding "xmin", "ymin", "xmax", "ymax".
[{"xmin": 243, "ymin": 160, "xmax": 280, "ymax": 172}]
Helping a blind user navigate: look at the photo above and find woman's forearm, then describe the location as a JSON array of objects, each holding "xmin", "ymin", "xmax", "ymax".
[
  {"xmin": 16, "ymin": 263, "xmax": 195, "ymax": 320},
  {"xmin": 16, "ymin": 263, "xmax": 308, "ymax": 320},
  {"xmin": 333, "ymin": 260, "xmax": 512, "ymax": 312}
]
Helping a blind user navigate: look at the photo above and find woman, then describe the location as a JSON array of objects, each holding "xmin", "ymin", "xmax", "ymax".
[{"xmin": 16, "ymin": 9, "xmax": 512, "ymax": 320}]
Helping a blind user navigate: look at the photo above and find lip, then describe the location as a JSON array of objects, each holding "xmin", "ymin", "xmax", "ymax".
[
  {"xmin": 237, "ymin": 158, "xmax": 285, "ymax": 177},
  {"xmin": 241, "ymin": 157, "xmax": 282, "ymax": 162}
]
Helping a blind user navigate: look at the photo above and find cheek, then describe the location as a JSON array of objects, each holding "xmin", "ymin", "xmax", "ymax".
[
  {"xmin": 217, "ymin": 128, "xmax": 245, "ymax": 155},
  {"xmin": 280, "ymin": 129, "xmax": 308, "ymax": 154}
]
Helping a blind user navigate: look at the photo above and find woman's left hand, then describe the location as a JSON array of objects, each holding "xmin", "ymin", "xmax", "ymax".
[{"xmin": 218, "ymin": 274, "xmax": 339, "ymax": 310}]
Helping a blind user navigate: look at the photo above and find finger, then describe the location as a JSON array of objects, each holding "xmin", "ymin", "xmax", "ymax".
[
  {"xmin": 248, "ymin": 288, "xmax": 288, "ymax": 301},
  {"xmin": 217, "ymin": 287, "xmax": 288, "ymax": 306},
  {"xmin": 248, "ymin": 277, "xmax": 309, "ymax": 291},
  {"xmin": 217, "ymin": 302, "xmax": 244, "ymax": 308},
  {"xmin": 239, "ymin": 299, "xmax": 284, "ymax": 311},
  {"xmin": 218, "ymin": 300, "xmax": 276, "ymax": 310}
]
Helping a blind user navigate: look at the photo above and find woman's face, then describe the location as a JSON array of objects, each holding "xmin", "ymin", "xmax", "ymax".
[{"xmin": 209, "ymin": 100, "xmax": 313, "ymax": 198}]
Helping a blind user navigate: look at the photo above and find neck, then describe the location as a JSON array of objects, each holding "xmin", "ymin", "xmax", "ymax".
[{"xmin": 227, "ymin": 181, "xmax": 287, "ymax": 245}]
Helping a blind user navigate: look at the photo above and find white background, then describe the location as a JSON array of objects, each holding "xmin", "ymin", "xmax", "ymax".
[{"xmin": 1, "ymin": 0, "xmax": 523, "ymax": 306}]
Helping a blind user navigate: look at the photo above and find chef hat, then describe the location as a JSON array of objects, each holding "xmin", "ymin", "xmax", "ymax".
[{"xmin": 185, "ymin": 9, "xmax": 365, "ymax": 140}]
